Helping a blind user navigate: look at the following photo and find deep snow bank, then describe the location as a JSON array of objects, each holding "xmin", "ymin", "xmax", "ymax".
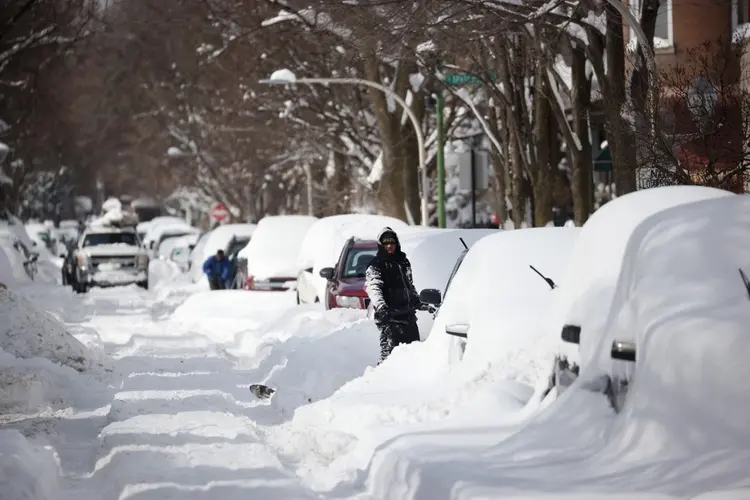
[
  {"xmin": 0, "ymin": 288, "xmax": 109, "ymax": 414},
  {"xmin": 273, "ymin": 228, "xmax": 578, "ymax": 489},
  {"xmin": 363, "ymin": 195, "xmax": 750, "ymax": 500},
  {"xmin": 0, "ymin": 430, "xmax": 60, "ymax": 500},
  {"xmin": 0, "ymin": 289, "xmax": 90, "ymax": 371},
  {"xmin": 170, "ymin": 290, "xmax": 298, "ymax": 344}
]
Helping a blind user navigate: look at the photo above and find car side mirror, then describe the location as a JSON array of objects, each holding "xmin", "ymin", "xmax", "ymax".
[
  {"xmin": 611, "ymin": 340, "xmax": 636, "ymax": 362},
  {"xmin": 188, "ymin": 244, "xmax": 196, "ymax": 251},
  {"xmin": 445, "ymin": 324, "xmax": 469, "ymax": 338},
  {"xmin": 561, "ymin": 324, "xmax": 581, "ymax": 345},
  {"xmin": 419, "ymin": 288, "xmax": 442, "ymax": 306},
  {"xmin": 319, "ymin": 267, "xmax": 335, "ymax": 280},
  {"xmin": 305, "ymin": 267, "xmax": 313, "ymax": 274}
]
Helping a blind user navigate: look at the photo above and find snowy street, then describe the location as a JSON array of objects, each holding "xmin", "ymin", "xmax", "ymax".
[{"xmin": 3, "ymin": 285, "xmax": 335, "ymax": 500}]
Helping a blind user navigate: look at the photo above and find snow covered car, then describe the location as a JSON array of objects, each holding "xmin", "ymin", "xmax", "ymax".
[
  {"xmin": 72, "ymin": 226, "xmax": 149, "ymax": 292},
  {"xmin": 237, "ymin": 215, "xmax": 317, "ymax": 291},
  {"xmin": 545, "ymin": 186, "xmax": 733, "ymax": 402},
  {"xmin": 296, "ymin": 214, "xmax": 410, "ymax": 304}
]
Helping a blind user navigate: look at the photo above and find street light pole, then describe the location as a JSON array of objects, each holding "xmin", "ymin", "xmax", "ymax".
[{"xmin": 259, "ymin": 73, "xmax": 429, "ymax": 227}]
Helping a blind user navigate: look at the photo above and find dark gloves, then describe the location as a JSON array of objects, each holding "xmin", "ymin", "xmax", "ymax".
[
  {"xmin": 374, "ymin": 307, "xmax": 391, "ymax": 323},
  {"xmin": 417, "ymin": 302, "xmax": 437, "ymax": 313}
]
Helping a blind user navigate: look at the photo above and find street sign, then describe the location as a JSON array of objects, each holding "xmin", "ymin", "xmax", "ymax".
[
  {"xmin": 446, "ymin": 150, "xmax": 490, "ymax": 191},
  {"xmin": 443, "ymin": 73, "xmax": 496, "ymax": 86},
  {"xmin": 210, "ymin": 203, "xmax": 229, "ymax": 223}
]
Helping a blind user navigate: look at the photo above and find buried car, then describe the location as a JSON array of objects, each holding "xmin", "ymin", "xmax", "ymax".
[
  {"xmin": 544, "ymin": 185, "xmax": 734, "ymax": 401},
  {"xmin": 419, "ymin": 227, "xmax": 580, "ymax": 377},
  {"xmin": 237, "ymin": 215, "xmax": 317, "ymax": 291}
]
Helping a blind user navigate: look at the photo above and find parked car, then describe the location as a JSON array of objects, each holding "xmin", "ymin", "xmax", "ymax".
[
  {"xmin": 318, "ymin": 237, "xmax": 378, "ymax": 309},
  {"xmin": 236, "ymin": 215, "xmax": 317, "ymax": 291},
  {"xmin": 296, "ymin": 214, "xmax": 410, "ymax": 304}
]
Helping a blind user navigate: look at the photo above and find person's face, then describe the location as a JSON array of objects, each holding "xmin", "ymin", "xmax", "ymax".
[
  {"xmin": 382, "ymin": 239, "xmax": 397, "ymax": 254},
  {"xmin": 216, "ymin": 252, "xmax": 224, "ymax": 260}
]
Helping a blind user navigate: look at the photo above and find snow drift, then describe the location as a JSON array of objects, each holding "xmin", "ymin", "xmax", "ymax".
[
  {"xmin": 0, "ymin": 430, "xmax": 61, "ymax": 500},
  {"xmin": 363, "ymin": 194, "xmax": 750, "ymax": 500}
]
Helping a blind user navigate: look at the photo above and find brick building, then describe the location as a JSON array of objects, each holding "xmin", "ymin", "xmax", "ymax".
[{"xmin": 620, "ymin": 0, "xmax": 748, "ymax": 192}]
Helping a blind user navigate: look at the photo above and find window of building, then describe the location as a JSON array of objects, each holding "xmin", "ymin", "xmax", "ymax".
[
  {"xmin": 630, "ymin": 0, "xmax": 673, "ymax": 48},
  {"xmin": 732, "ymin": 0, "xmax": 748, "ymax": 34}
]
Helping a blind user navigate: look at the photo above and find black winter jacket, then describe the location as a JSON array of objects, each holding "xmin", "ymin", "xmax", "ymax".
[{"xmin": 365, "ymin": 230, "xmax": 420, "ymax": 322}]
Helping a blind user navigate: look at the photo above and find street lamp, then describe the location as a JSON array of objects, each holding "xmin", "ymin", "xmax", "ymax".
[{"xmin": 259, "ymin": 69, "xmax": 429, "ymax": 227}]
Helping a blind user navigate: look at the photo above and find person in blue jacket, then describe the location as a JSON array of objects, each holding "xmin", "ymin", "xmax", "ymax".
[{"xmin": 203, "ymin": 249, "xmax": 232, "ymax": 290}]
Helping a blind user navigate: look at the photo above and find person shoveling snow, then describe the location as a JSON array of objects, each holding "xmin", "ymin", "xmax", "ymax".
[{"xmin": 366, "ymin": 226, "xmax": 428, "ymax": 364}]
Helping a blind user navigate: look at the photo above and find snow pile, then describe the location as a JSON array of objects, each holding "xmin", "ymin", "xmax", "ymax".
[
  {"xmin": 147, "ymin": 258, "xmax": 182, "ymax": 290},
  {"xmin": 233, "ymin": 307, "xmax": 380, "ymax": 418},
  {"xmin": 274, "ymin": 228, "xmax": 579, "ymax": 489},
  {"xmin": 363, "ymin": 195, "xmax": 750, "ymax": 499},
  {"xmin": 0, "ymin": 288, "xmax": 110, "ymax": 414},
  {"xmin": 0, "ymin": 430, "xmax": 61, "ymax": 500},
  {"xmin": 398, "ymin": 228, "xmax": 498, "ymax": 293},
  {"xmin": 297, "ymin": 214, "xmax": 409, "ymax": 300},
  {"xmin": 239, "ymin": 215, "xmax": 318, "ymax": 280},
  {"xmin": 170, "ymin": 290, "xmax": 298, "ymax": 344},
  {"xmin": 0, "ymin": 289, "xmax": 92, "ymax": 371},
  {"xmin": 549, "ymin": 185, "xmax": 733, "ymax": 368}
]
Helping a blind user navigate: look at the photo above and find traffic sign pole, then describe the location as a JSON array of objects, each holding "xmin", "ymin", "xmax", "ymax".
[{"xmin": 436, "ymin": 91, "xmax": 446, "ymax": 228}]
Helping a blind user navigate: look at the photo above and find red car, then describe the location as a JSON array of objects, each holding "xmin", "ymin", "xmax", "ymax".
[{"xmin": 319, "ymin": 237, "xmax": 378, "ymax": 310}]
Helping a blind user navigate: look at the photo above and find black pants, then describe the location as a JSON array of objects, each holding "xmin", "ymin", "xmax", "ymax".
[
  {"xmin": 209, "ymin": 277, "xmax": 226, "ymax": 290},
  {"xmin": 378, "ymin": 319, "xmax": 420, "ymax": 363}
]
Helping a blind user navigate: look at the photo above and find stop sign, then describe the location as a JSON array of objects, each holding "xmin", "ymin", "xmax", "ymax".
[{"xmin": 210, "ymin": 203, "xmax": 229, "ymax": 222}]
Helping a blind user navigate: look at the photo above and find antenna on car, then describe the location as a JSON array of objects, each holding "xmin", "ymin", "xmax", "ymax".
[
  {"xmin": 739, "ymin": 268, "xmax": 750, "ymax": 300},
  {"xmin": 459, "ymin": 237, "xmax": 468, "ymax": 250},
  {"xmin": 529, "ymin": 265, "xmax": 557, "ymax": 290}
]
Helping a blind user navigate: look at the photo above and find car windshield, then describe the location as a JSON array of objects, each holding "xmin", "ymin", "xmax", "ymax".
[
  {"xmin": 342, "ymin": 248, "xmax": 377, "ymax": 278},
  {"xmin": 82, "ymin": 232, "xmax": 137, "ymax": 247}
]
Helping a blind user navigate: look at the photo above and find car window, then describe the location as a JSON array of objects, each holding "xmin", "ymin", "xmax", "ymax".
[
  {"xmin": 342, "ymin": 248, "xmax": 377, "ymax": 278},
  {"xmin": 443, "ymin": 248, "xmax": 469, "ymax": 297},
  {"xmin": 82, "ymin": 232, "xmax": 137, "ymax": 247}
]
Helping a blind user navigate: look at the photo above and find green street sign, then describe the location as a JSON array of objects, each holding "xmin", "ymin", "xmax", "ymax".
[{"xmin": 443, "ymin": 73, "xmax": 496, "ymax": 86}]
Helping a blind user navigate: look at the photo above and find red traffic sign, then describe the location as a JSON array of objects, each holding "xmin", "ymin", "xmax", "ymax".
[{"xmin": 210, "ymin": 203, "xmax": 229, "ymax": 222}]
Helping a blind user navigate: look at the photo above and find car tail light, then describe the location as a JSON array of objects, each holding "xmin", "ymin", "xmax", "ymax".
[{"xmin": 245, "ymin": 275, "xmax": 255, "ymax": 290}]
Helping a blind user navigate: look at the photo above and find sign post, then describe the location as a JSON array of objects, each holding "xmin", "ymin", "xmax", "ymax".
[
  {"xmin": 210, "ymin": 203, "xmax": 229, "ymax": 224},
  {"xmin": 439, "ymin": 72, "xmax": 496, "ymax": 228}
]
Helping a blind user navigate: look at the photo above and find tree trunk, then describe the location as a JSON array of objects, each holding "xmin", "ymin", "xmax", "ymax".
[
  {"xmin": 325, "ymin": 148, "xmax": 351, "ymax": 216},
  {"xmin": 570, "ymin": 46, "xmax": 594, "ymax": 225},
  {"xmin": 488, "ymin": 103, "xmax": 508, "ymax": 223},
  {"xmin": 605, "ymin": 4, "xmax": 638, "ymax": 195},
  {"xmin": 363, "ymin": 50, "xmax": 407, "ymax": 221},
  {"xmin": 532, "ymin": 66, "xmax": 555, "ymax": 227}
]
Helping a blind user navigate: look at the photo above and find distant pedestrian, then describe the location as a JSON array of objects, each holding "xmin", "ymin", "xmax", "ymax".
[{"xmin": 202, "ymin": 249, "xmax": 231, "ymax": 290}]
